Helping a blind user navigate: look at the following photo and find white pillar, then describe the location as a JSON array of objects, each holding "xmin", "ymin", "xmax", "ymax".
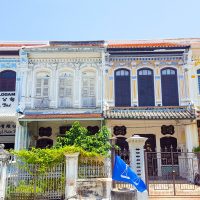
[
  {"xmin": 65, "ymin": 152, "xmax": 79, "ymax": 199},
  {"xmin": 127, "ymin": 135, "xmax": 148, "ymax": 200},
  {"xmin": 0, "ymin": 145, "xmax": 10, "ymax": 200},
  {"xmin": 185, "ymin": 123, "xmax": 199, "ymax": 152},
  {"xmin": 185, "ymin": 123, "xmax": 199, "ymax": 182},
  {"xmin": 15, "ymin": 122, "xmax": 28, "ymax": 150}
]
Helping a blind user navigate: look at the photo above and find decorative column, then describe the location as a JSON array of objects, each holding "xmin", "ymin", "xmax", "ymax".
[
  {"xmin": 185, "ymin": 124, "xmax": 199, "ymax": 182},
  {"xmin": 65, "ymin": 152, "xmax": 79, "ymax": 199},
  {"xmin": 0, "ymin": 144, "xmax": 10, "ymax": 200},
  {"xmin": 127, "ymin": 135, "xmax": 148, "ymax": 200},
  {"xmin": 74, "ymin": 63, "xmax": 80, "ymax": 108},
  {"xmin": 185, "ymin": 123, "xmax": 199, "ymax": 152},
  {"xmin": 15, "ymin": 122, "xmax": 28, "ymax": 150}
]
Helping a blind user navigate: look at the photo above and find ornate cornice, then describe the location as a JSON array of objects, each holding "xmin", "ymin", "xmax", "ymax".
[
  {"xmin": 110, "ymin": 56, "xmax": 183, "ymax": 62},
  {"xmin": 25, "ymin": 47, "xmax": 104, "ymax": 53},
  {"xmin": 108, "ymin": 58, "xmax": 183, "ymax": 68},
  {"xmin": 0, "ymin": 58, "xmax": 19, "ymax": 69},
  {"xmin": 28, "ymin": 60, "xmax": 102, "ymax": 70},
  {"xmin": 28, "ymin": 58, "xmax": 102, "ymax": 65}
]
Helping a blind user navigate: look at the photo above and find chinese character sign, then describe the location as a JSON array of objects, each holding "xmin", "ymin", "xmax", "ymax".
[
  {"xmin": 0, "ymin": 92, "xmax": 16, "ymax": 111},
  {"xmin": 0, "ymin": 122, "xmax": 16, "ymax": 135}
]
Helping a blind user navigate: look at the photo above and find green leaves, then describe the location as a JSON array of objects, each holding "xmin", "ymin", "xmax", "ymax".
[
  {"xmin": 55, "ymin": 121, "xmax": 111, "ymax": 156},
  {"xmin": 11, "ymin": 122, "xmax": 111, "ymax": 171}
]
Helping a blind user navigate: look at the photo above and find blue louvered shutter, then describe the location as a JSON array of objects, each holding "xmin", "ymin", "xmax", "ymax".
[
  {"xmin": 115, "ymin": 69, "xmax": 131, "ymax": 107},
  {"xmin": 138, "ymin": 68, "xmax": 155, "ymax": 106}
]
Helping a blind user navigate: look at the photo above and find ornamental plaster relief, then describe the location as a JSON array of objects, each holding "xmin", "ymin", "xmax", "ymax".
[
  {"xmin": 155, "ymin": 60, "xmax": 183, "ymax": 67},
  {"xmin": 26, "ymin": 47, "xmax": 103, "ymax": 53},
  {"xmin": 0, "ymin": 61, "xmax": 18, "ymax": 69},
  {"xmin": 28, "ymin": 58, "xmax": 102, "ymax": 65}
]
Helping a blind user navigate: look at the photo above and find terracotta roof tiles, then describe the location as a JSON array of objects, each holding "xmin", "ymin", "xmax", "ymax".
[
  {"xmin": 20, "ymin": 113, "xmax": 103, "ymax": 120},
  {"xmin": 108, "ymin": 40, "xmax": 189, "ymax": 48},
  {"xmin": 104, "ymin": 106, "xmax": 195, "ymax": 120}
]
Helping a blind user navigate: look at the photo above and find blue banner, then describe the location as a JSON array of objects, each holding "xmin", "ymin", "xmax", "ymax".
[{"xmin": 112, "ymin": 156, "xmax": 147, "ymax": 192}]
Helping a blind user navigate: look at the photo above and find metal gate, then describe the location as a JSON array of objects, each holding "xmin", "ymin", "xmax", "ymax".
[
  {"xmin": 145, "ymin": 151, "xmax": 200, "ymax": 196},
  {"xmin": 5, "ymin": 159, "xmax": 66, "ymax": 200},
  {"xmin": 113, "ymin": 148, "xmax": 134, "ymax": 189}
]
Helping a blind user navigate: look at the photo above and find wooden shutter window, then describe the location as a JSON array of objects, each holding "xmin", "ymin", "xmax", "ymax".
[
  {"xmin": 82, "ymin": 72, "xmax": 96, "ymax": 107},
  {"xmin": 58, "ymin": 73, "xmax": 73, "ymax": 107}
]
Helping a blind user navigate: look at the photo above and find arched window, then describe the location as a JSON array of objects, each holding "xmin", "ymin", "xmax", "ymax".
[
  {"xmin": 137, "ymin": 68, "xmax": 155, "ymax": 106},
  {"xmin": 58, "ymin": 72, "xmax": 73, "ymax": 107},
  {"xmin": 35, "ymin": 72, "xmax": 50, "ymax": 108},
  {"xmin": 115, "ymin": 69, "xmax": 131, "ymax": 106},
  {"xmin": 197, "ymin": 69, "xmax": 200, "ymax": 94},
  {"xmin": 82, "ymin": 71, "xmax": 96, "ymax": 107},
  {"xmin": 161, "ymin": 68, "xmax": 179, "ymax": 106},
  {"xmin": 0, "ymin": 70, "xmax": 16, "ymax": 91}
]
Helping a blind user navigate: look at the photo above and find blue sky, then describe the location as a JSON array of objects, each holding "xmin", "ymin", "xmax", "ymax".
[{"xmin": 0, "ymin": 0, "xmax": 199, "ymax": 41}]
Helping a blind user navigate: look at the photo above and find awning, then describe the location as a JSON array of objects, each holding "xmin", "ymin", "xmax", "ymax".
[
  {"xmin": 19, "ymin": 113, "xmax": 103, "ymax": 122},
  {"xmin": 0, "ymin": 113, "xmax": 17, "ymax": 122},
  {"xmin": 104, "ymin": 106, "xmax": 195, "ymax": 120}
]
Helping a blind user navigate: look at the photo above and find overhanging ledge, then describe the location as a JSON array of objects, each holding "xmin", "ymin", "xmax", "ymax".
[{"xmin": 19, "ymin": 113, "xmax": 104, "ymax": 122}]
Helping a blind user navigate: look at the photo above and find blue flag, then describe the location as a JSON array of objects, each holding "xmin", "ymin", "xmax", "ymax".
[{"xmin": 112, "ymin": 156, "xmax": 147, "ymax": 192}]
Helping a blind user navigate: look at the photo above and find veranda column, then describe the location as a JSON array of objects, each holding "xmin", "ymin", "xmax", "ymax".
[
  {"xmin": 185, "ymin": 124, "xmax": 199, "ymax": 182},
  {"xmin": 15, "ymin": 122, "xmax": 28, "ymax": 150},
  {"xmin": 185, "ymin": 123, "xmax": 199, "ymax": 152},
  {"xmin": 0, "ymin": 145, "xmax": 10, "ymax": 200},
  {"xmin": 65, "ymin": 152, "xmax": 79, "ymax": 199},
  {"xmin": 127, "ymin": 135, "xmax": 148, "ymax": 200}
]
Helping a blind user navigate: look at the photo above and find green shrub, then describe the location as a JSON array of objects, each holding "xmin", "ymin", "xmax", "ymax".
[
  {"xmin": 193, "ymin": 146, "xmax": 200, "ymax": 152},
  {"xmin": 55, "ymin": 121, "xmax": 111, "ymax": 156}
]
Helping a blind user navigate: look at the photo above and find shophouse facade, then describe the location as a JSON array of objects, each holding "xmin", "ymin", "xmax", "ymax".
[
  {"xmin": 0, "ymin": 42, "xmax": 47, "ymax": 150},
  {"xmin": 186, "ymin": 38, "xmax": 200, "ymax": 145},
  {"xmin": 17, "ymin": 41, "xmax": 105, "ymax": 150},
  {"xmin": 0, "ymin": 39, "xmax": 200, "ymax": 157},
  {"xmin": 103, "ymin": 40, "xmax": 198, "ymax": 176}
]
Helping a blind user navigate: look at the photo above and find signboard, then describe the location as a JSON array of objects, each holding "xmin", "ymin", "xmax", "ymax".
[
  {"xmin": 0, "ymin": 122, "xmax": 16, "ymax": 136},
  {"xmin": 0, "ymin": 92, "xmax": 16, "ymax": 110}
]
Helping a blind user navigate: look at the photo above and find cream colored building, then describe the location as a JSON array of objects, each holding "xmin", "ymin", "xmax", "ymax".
[
  {"xmin": 17, "ymin": 41, "xmax": 105, "ymax": 150},
  {"xmin": 103, "ymin": 40, "xmax": 198, "ymax": 157}
]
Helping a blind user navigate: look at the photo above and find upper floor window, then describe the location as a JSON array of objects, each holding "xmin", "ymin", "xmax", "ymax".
[
  {"xmin": 58, "ymin": 72, "xmax": 73, "ymax": 107},
  {"xmin": 137, "ymin": 68, "xmax": 155, "ymax": 106},
  {"xmin": 115, "ymin": 69, "xmax": 131, "ymax": 107},
  {"xmin": 161, "ymin": 68, "xmax": 179, "ymax": 106},
  {"xmin": 0, "ymin": 70, "xmax": 16, "ymax": 91},
  {"xmin": 82, "ymin": 71, "xmax": 96, "ymax": 107},
  {"xmin": 197, "ymin": 69, "xmax": 200, "ymax": 94},
  {"xmin": 35, "ymin": 72, "xmax": 50, "ymax": 108}
]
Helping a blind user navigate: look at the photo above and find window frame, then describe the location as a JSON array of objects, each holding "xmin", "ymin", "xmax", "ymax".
[
  {"xmin": 197, "ymin": 69, "xmax": 200, "ymax": 95},
  {"xmin": 0, "ymin": 70, "xmax": 16, "ymax": 92},
  {"xmin": 81, "ymin": 71, "xmax": 96, "ymax": 107},
  {"xmin": 58, "ymin": 72, "xmax": 73, "ymax": 107}
]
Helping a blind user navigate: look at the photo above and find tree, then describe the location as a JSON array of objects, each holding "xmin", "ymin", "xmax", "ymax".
[{"xmin": 55, "ymin": 121, "xmax": 111, "ymax": 156}]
